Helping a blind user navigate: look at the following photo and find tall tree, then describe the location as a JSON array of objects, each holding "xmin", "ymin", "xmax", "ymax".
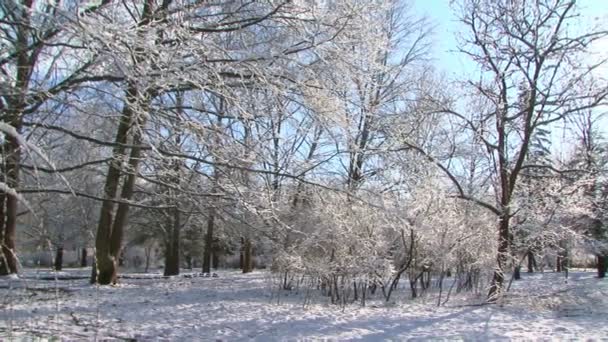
[
  {"xmin": 567, "ymin": 108, "xmax": 608, "ymax": 278},
  {"xmin": 0, "ymin": 0, "xmax": 110, "ymax": 274},
  {"xmin": 405, "ymin": 0, "xmax": 608, "ymax": 300},
  {"xmin": 456, "ymin": 0, "xmax": 607, "ymax": 299}
]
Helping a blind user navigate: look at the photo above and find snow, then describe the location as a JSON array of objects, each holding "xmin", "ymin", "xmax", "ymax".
[{"xmin": 1, "ymin": 269, "xmax": 606, "ymax": 340}]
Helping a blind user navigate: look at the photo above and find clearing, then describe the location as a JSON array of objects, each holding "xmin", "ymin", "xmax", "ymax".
[{"xmin": 1, "ymin": 269, "xmax": 606, "ymax": 340}]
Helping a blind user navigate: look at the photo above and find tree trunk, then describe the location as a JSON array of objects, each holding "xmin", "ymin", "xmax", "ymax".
[
  {"xmin": 239, "ymin": 238, "xmax": 244, "ymax": 270},
  {"xmin": 488, "ymin": 216, "xmax": 510, "ymax": 301},
  {"xmin": 212, "ymin": 251, "xmax": 219, "ymax": 270},
  {"xmin": 185, "ymin": 254, "xmax": 192, "ymax": 269},
  {"xmin": 513, "ymin": 265, "xmax": 521, "ymax": 280},
  {"xmin": 54, "ymin": 246, "xmax": 64, "ymax": 271},
  {"xmin": 202, "ymin": 212, "xmax": 215, "ymax": 274},
  {"xmin": 144, "ymin": 246, "xmax": 151, "ymax": 273},
  {"xmin": 118, "ymin": 250, "xmax": 125, "ymax": 267},
  {"xmin": 0, "ymin": 137, "xmax": 21, "ymax": 275},
  {"xmin": 91, "ymin": 87, "xmax": 135, "ymax": 284},
  {"xmin": 0, "ymin": 0, "xmax": 35, "ymax": 276},
  {"xmin": 164, "ymin": 206, "xmax": 180, "ymax": 276},
  {"xmin": 81, "ymin": 248, "xmax": 88, "ymax": 267},
  {"xmin": 597, "ymin": 254, "xmax": 607, "ymax": 278},
  {"xmin": 242, "ymin": 238, "xmax": 253, "ymax": 273},
  {"xmin": 527, "ymin": 250, "xmax": 535, "ymax": 273},
  {"xmin": 92, "ymin": 85, "xmax": 146, "ymax": 284}
]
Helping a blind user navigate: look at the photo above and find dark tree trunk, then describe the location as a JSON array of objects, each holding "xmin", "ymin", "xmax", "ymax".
[
  {"xmin": 93, "ymin": 106, "xmax": 145, "ymax": 284},
  {"xmin": 90, "ymin": 261, "xmax": 97, "ymax": 282},
  {"xmin": 91, "ymin": 86, "xmax": 136, "ymax": 284},
  {"xmin": 185, "ymin": 254, "xmax": 192, "ymax": 269},
  {"xmin": 242, "ymin": 238, "xmax": 253, "ymax": 273},
  {"xmin": 54, "ymin": 246, "xmax": 64, "ymax": 271},
  {"xmin": 527, "ymin": 250, "xmax": 535, "ymax": 273},
  {"xmin": 410, "ymin": 278, "xmax": 418, "ymax": 299},
  {"xmin": 81, "ymin": 248, "xmax": 88, "ymax": 267},
  {"xmin": 513, "ymin": 265, "xmax": 521, "ymax": 280},
  {"xmin": 239, "ymin": 243, "xmax": 245, "ymax": 270},
  {"xmin": 0, "ymin": 137, "xmax": 21, "ymax": 275},
  {"xmin": 239, "ymin": 238, "xmax": 244, "ymax": 270},
  {"xmin": 144, "ymin": 246, "xmax": 151, "ymax": 273},
  {"xmin": 164, "ymin": 242, "xmax": 173, "ymax": 275},
  {"xmin": 488, "ymin": 215, "xmax": 510, "ymax": 301},
  {"xmin": 111, "ymin": 140, "xmax": 142, "ymax": 265},
  {"xmin": 212, "ymin": 252, "xmax": 219, "ymax": 270},
  {"xmin": 597, "ymin": 254, "xmax": 606, "ymax": 278},
  {"xmin": 0, "ymin": 0, "xmax": 35, "ymax": 276},
  {"xmin": 90, "ymin": 0, "xmax": 160, "ymax": 283},
  {"xmin": 556, "ymin": 256, "xmax": 562, "ymax": 272},
  {"xmin": 164, "ymin": 206, "xmax": 181, "ymax": 276},
  {"xmin": 202, "ymin": 212, "xmax": 215, "ymax": 274}
]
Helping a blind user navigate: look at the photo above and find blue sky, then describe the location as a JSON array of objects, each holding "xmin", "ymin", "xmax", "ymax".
[
  {"xmin": 412, "ymin": 0, "xmax": 608, "ymax": 77},
  {"xmin": 411, "ymin": 0, "xmax": 608, "ymax": 154}
]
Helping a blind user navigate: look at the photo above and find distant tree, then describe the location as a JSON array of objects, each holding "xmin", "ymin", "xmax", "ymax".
[{"xmin": 566, "ymin": 108, "xmax": 608, "ymax": 278}]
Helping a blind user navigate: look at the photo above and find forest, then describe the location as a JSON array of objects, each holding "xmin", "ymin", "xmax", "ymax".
[{"xmin": 1, "ymin": 0, "xmax": 608, "ymax": 339}]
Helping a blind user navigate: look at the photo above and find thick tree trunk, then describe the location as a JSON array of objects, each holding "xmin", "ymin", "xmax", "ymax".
[
  {"xmin": 91, "ymin": 89, "xmax": 134, "ymax": 284},
  {"xmin": 110, "ymin": 143, "xmax": 142, "ymax": 264},
  {"xmin": 488, "ymin": 216, "xmax": 510, "ymax": 301},
  {"xmin": 0, "ymin": 0, "xmax": 35, "ymax": 276},
  {"xmin": 81, "ymin": 248, "xmax": 88, "ymax": 267},
  {"xmin": 597, "ymin": 254, "xmax": 606, "ymax": 278},
  {"xmin": 0, "ymin": 138, "xmax": 21, "ymax": 275},
  {"xmin": 164, "ymin": 129, "xmax": 183, "ymax": 276},
  {"xmin": 0, "ymin": 192, "xmax": 6, "ymax": 275},
  {"xmin": 54, "ymin": 246, "xmax": 64, "ymax": 271},
  {"xmin": 92, "ymin": 84, "xmax": 146, "ymax": 284},
  {"xmin": 202, "ymin": 212, "xmax": 215, "ymax": 274},
  {"xmin": 91, "ymin": 0, "xmax": 161, "ymax": 285}
]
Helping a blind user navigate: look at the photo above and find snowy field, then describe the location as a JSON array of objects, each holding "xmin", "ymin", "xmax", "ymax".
[{"xmin": 1, "ymin": 269, "xmax": 606, "ymax": 341}]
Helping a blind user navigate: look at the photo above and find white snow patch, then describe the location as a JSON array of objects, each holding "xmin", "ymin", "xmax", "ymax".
[{"xmin": 0, "ymin": 269, "xmax": 606, "ymax": 340}]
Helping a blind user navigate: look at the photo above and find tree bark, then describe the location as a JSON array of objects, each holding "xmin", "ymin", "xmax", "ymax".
[
  {"xmin": 527, "ymin": 250, "xmax": 535, "ymax": 273},
  {"xmin": 0, "ymin": 0, "xmax": 35, "ymax": 276},
  {"xmin": 90, "ymin": 0, "xmax": 160, "ymax": 284},
  {"xmin": 164, "ymin": 206, "xmax": 180, "ymax": 276},
  {"xmin": 202, "ymin": 212, "xmax": 215, "ymax": 274},
  {"xmin": 54, "ymin": 246, "xmax": 64, "ymax": 271},
  {"xmin": 488, "ymin": 215, "xmax": 510, "ymax": 301},
  {"xmin": 242, "ymin": 238, "xmax": 253, "ymax": 273},
  {"xmin": 597, "ymin": 254, "xmax": 606, "ymax": 278},
  {"xmin": 144, "ymin": 246, "xmax": 151, "ymax": 273},
  {"xmin": 92, "ymin": 84, "xmax": 146, "ymax": 284},
  {"xmin": 239, "ymin": 238, "xmax": 244, "ymax": 270},
  {"xmin": 81, "ymin": 248, "xmax": 88, "ymax": 267},
  {"xmin": 0, "ymin": 138, "xmax": 21, "ymax": 275},
  {"xmin": 513, "ymin": 265, "xmax": 521, "ymax": 280},
  {"xmin": 212, "ymin": 251, "xmax": 219, "ymax": 270}
]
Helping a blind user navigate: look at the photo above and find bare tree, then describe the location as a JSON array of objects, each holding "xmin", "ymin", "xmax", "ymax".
[{"xmin": 446, "ymin": 0, "xmax": 608, "ymax": 300}]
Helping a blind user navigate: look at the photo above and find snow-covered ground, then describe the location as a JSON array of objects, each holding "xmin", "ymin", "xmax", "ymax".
[{"xmin": 1, "ymin": 268, "xmax": 606, "ymax": 340}]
